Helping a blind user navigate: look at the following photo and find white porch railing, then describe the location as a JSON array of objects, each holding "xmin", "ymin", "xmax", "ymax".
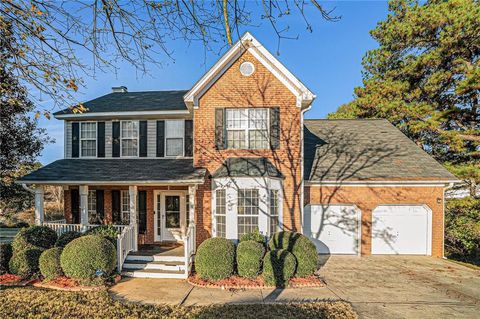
[
  {"xmin": 116, "ymin": 224, "xmax": 135, "ymax": 271},
  {"xmin": 43, "ymin": 223, "xmax": 126, "ymax": 236},
  {"xmin": 183, "ymin": 222, "xmax": 196, "ymax": 275},
  {"xmin": 48, "ymin": 219, "xmax": 67, "ymax": 224}
]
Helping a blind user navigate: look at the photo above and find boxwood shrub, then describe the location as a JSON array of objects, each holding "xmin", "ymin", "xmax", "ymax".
[
  {"xmin": 269, "ymin": 231, "xmax": 318, "ymax": 277},
  {"xmin": 195, "ymin": 237, "xmax": 235, "ymax": 281},
  {"xmin": 12, "ymin": 226, "xmax": 57, "ymax": 253},
  {"xmin": 9, "ymin": 248, "xmax": 43, "ymax": 278},
  {"xmin": 239, "ymin": 229, "xmax": 265, "ymax": 245},
  {"xmin": 0, "ymin": 243, "xmax": 12, "ymax": 274},
  {"xmin": 236, "ymin": 240, "xmax": 265, "ymax": 278},
  {"xmin": 84, "ymin": 225, "xmax": 119, "ymax": 245},
  {"xmin": 55, "ymin": 231, "xmax": 82, "ymax": 248},
  {"xmin": 262, "ymin": 249, "xmax": 296, "ymax": 287},
  {"xmin": 39, "ymin": 247, "xmax": 63, "ymax": 280},
  {"xmin": 60, "ymin": 235, "xmax": 117, "ymax": 279}
]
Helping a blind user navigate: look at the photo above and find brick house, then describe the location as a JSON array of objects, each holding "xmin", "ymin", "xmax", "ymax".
[{"xmin": 20, "ymin": 33, "xmax": 458, "ymax": 278}]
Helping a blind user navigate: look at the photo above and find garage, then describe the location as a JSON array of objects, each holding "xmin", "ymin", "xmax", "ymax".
[
  {"xmin": 371, "ymin": 205, "xmax": 432, "ymax": 255},
  {"xmin": 303, "ymin": 205, "xmax": 360, "ymax": 254}
]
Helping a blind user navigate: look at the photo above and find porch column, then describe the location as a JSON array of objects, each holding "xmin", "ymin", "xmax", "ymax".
[
  {"xmin": 129, "ymin": 185, "xmax": 138, "ymax": 251},
  {"xmin": 34, "ymin": 186, "xmax": 45, "ymax": 226},
  {"xmin": 79, "ymin": 185, "xmax": 89, "ymax": 231},
  {"xmin": 188, "ymin": 185, "xmax": 196, "ymax": 225}
]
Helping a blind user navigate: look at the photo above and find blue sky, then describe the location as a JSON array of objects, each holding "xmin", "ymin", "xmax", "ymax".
[{"xmin": 37, "ymin": 1, "xmax": 389, "ymax": 164}]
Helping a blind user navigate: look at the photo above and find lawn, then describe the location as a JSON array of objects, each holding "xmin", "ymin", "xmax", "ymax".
[{"xmin": 0, "ymin": 287, "xmax": 357, "ymax": 319}]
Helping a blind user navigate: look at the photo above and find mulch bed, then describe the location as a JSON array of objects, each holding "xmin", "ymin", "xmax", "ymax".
[
  {"xmin": 0, "ymin": 274, "xmax": 36, "ymax": 287},
  {"xmin": 188, "ymin": 274, "xmax": 324, "ymax": 289}
]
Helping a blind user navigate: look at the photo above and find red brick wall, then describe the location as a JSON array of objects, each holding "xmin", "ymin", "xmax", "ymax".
[
  {"xmin": 193, "ymin": 50, "xmax": 303, "ymax": 244},
  {"xmin": 304, "ymin": 185, "xmax": 445, "ymax": 257}
]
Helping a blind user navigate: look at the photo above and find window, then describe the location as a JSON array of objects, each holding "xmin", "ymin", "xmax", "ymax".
[
  {"xmin": 121, "ymin": 121, "xmax": 139, "ymax": 157},
  {"xmin": 121, "ymin": 190, "xmax": 130, "ymax": 224},
  {"xmin": 226, "ymin": 108, "xmax": 269, "ymax": 149},
  {"xmin": 165, "ymin": 120, "xmax": 184, "ymax": 157},
  {"xmin": 87, "ymin": 190, "xmax": 100, "ymax": 224},
  {"xmin": 80, "ymin": 122, "xmax": 96, "ymax": 157},
  {"xmin": 237, "ymin": 189, "xmax": 259, "ymax": 237},
  {"xmin": 215, "ymin": 189, "xmax": 226, "ymax": 238},
  {"xmin": 270, "ymin": 190, "xmax": 279, "ymax": 234}
]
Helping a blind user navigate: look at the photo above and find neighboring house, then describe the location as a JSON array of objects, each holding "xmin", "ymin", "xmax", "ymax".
[{"xmin": 19, "ymin": 33, "xmax": 458, "ymax": 278}]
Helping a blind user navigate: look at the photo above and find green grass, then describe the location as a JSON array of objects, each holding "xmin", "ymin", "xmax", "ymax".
[{"xmin": 0, "ymin": 287, "xmax": 357, "ymax": 319}]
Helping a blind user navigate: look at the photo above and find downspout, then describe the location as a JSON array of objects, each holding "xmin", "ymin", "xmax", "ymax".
[
  {"xmin": 442, "ymin": 182, "xmax": 455, "ymax": 259},
  {"xmin": 22, "ymin": 183, "xmax": 35, "ymax": 193}
]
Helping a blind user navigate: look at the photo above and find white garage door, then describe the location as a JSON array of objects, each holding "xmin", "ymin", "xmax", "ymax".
[
  {"xmin": 372, "ymin": 205, "xmax": 431, "ymax": 255},
  {"xmin": 303, "ymin": 205, "xmax": 360, "ymax": 254}
]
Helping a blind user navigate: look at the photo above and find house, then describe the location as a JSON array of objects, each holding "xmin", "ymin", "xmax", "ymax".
[{"xmin": 19, "ymin": 33, "xmax": 458, "ymax": 278}]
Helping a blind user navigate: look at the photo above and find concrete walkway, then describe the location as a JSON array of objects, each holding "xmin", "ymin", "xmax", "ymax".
[{"xmin": 109, "ymin": 256, "xmax": 480, "ymax": 318}]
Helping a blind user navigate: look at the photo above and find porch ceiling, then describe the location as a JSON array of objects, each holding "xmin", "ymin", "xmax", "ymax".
[{"xmin": 18, "ymin": 159, "xmax": 206, "ymax": 185}]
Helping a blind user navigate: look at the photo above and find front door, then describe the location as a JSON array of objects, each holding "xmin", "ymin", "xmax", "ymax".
[{"xmin": 154, "ymin": 191, "xmax": 185, "ymax": 242}]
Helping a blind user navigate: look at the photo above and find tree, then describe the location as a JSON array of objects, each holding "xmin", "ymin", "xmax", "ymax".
[
  {"xmin": 0, "ymin": 0, "xmax": 339, "ymax": 113},
  {"xmin": 0, "ymin": 21, "xmax": 49, "ymax": 218},
  {"xmin": 329, "ymin": 0, "xmax": 479, "ymax": 195}
]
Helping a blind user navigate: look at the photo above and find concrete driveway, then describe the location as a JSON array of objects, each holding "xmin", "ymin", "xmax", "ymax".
[{"xmin": 110, "ymin": 256, "xmax": 480, "ymax": 319}]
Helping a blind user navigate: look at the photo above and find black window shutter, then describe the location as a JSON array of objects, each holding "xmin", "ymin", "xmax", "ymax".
[
  {"xmin": 270, "ymin": 107, "xmax": 280, "ymax": 149},
  {"xmin": 215, "ymin": 108, "xmax": 225, "ymax": 150},
  {"xmin": 184, "ymin": 120, "xmax": 193, "ymax": 157},
  {"xmin": 111, "ymin": 190, "xmax": 121, "ymax": 224},
  {"xmin": 96, "ymin": 190, "xmax": 104, "ymax": 224},
  {"xmin": 72, "ymin": 122, "xmax": 79, "ymax": 157},
  {"xmin": 138, "ymin": 191, "xmax": 147, "ymax": 234},
  {"xmin": 139, "ymin": 121, "xmax": 148, "ymax": 157},
  {"xmin": 97, "ymin": 122, "xmax": 105, "ymax": 157},
  {"xmin": 71, "ymin": 189, "xmax": 80, "ymax": 224},
  {"xmin": 156, "ymin": 120, "xmax": 165, "ymax": 157},
  {"xmin": 112, "ymin": 122, "xmax": 120, "ymax": 157}
]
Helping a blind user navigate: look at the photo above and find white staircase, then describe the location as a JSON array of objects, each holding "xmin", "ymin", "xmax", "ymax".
[{"xmin": 121, "ymin": 253, "xmax": 188, "ymax": 279}]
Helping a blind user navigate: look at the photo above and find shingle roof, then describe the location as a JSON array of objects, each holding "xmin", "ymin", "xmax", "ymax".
[
  {"xmin": 19, "ymin": 159, "xmax": 206, "ymax": 183},
  {"xmin": 304, "ymin": 119, "xmax": 458, "ymax": 182},
  {"xmin": 53, "ymin": 90, "xmax": 189, "ymax": 115},
  {"xmin": 211, "ymin": 157, "xmax": 284, "ymax": 179}
]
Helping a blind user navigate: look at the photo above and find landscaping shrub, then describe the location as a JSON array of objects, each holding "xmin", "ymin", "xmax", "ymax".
[
  {"xmin": 16, "ymin": 221, "xmax": 30, "ymax": 228},
  {"xmin": 269, "ymin": 231, "xmax": 318, "ymax": 277},
  {"xmin": 9, "ymin": 248, "xmax": 43, "ymax": 278},
  {"xmin": 240, "ymin": 229, "xmax": 265, "ymax": 245},
  {"xmin": 195, "ymin": 237, "xmax": 235, "ymax": 280},
  {"xmin": 84, "ymin": 225, "xmax": 119, "ymax": 245},
  {"xmin": 0, "ymin": 243, "xmax": 13, "ymax": 274},
  {"xmin": 262, "ymin": 249, "xmax": 296, "ymax": 287},
  {"xmin": 60, "ymin": 235, "xmax": 117, "ymax": 279},
  {"xmin": 236, "ymin": 240, "xmax": 265, "ymax": 278},
  {"xmin": 55, "ymin": 231, "xmax": 82, "ymax": 247},
  {"xmin": 11, "ymin": 226, "xmax": 57, "ymax": 253},
  {"xmin": 39, "ymin": 247, "xmax": 63, "ymax": 280}
]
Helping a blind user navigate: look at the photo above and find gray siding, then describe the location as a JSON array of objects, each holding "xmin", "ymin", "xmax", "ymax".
[
  {"xmin": 105, "ymin": 121, "xmax": 112, "ymax": 157},
  {"xmin": 147, "ymin": 120, "xmax": 156, "ymax": 157}
]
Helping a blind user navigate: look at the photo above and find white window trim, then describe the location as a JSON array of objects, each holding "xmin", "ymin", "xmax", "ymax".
[
  {"xmin": 120, "ymin": 120, "xmax": 139, "ymax": 157},
  {"xmin": 225, "ymin": 108, "xmax": 270, "ymax": 150},
  {"xmin": 121, "ymin": 190, "xmax": 130, "ymax": 224},
  {"xmin": 164, "ymin": 119, "xmax": 185, "ymax": 158},
  {"xmin": 214, "ymin": 189, "xmax": 227, "ymax": 238},
  {"xmin": 80, "ymin": 122, "xmax": 97, "ymax": 158},
  {"xmin": 269, "ymin": 189, "xmax": 280, "ymax": 235}
]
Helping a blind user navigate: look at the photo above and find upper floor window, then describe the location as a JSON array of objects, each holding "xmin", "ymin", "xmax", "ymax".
[
  {"xmin": 165, "ymin": 120, "xmax": 184, "ymax": 157},
  {"xmin": 226, "ymin": 108, "xmax": 269, "ymax": 150},
  {"xmin": 80, "ymin": 122, "xmax": 96, "ymax": 157},
  {"xmin": 121, "ymin": 121, "xmax": 139, "ymax": 157}
]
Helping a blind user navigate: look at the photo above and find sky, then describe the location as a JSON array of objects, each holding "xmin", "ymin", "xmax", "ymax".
[{"xmin": 36, "ymin": 1, "xmax": 389, "ymax": 164}]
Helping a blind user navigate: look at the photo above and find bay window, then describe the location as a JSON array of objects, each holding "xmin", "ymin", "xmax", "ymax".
[
  {"xmin": 215, "ymin": 189, "xmax": 226, "ymax": 238},
  {"xmin": 80, "ymin": 122, "xmax": 96, "ymax": 157},
  {"xmin": 226, "ymin": 108, "xmax": 269, "ymax": 149},
  {"xmin": 237, "ymin": 188, "xmax": 259, "ymax": 237},
  {"xmin": 270, "ymin": 190, "xmax": 279, "ymax": 234},
  {"xmin": 121, "ymin": 121, "xmax": 139, "ymax": 157}
]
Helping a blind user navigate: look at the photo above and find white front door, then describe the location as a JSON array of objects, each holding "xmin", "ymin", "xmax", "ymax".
[{"xmin": 154, "ymin": 191, "xmax": 186, "ymax": 242}]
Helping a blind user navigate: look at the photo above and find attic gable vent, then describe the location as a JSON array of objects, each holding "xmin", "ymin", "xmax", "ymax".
[{"xmin": 112, "ymin": 86, "xmax": 128, "ymax": 93}]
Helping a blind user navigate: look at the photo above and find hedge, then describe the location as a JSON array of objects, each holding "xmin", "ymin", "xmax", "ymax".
[
  {"xmin": 55, "ymin": 231, "xmax": 82, "ymax": 248},
  {"xmin": 269, "ymin": 231, "xmax": 318, "ymax": 277},
  {"xmin": 11, "ymin": 226, "xmax": 57, "ymax": 253},
  {"xmin": 60, "ymin": 235, "xmax": 117, "ymax": 279},
  {"xmin": 236, "ymin": 240, "xmax": 265, "ymax": 278},
  {"xmin": 39, "ymin": 247, "xmax": 63, "ymax": 280},
  {"xmin": 0, "ymin": 243, "xmax": 12, "ymax": 274},
  {"xmin": 262, "ymin": 249, "xmax": 296, "ymax": 287},
  {"xmin": 239, "ymin": 229, "xmax": 265, "ymax": 245},
  {"xmin": 195, "ymin": 238, "xmax": 235, "ymax": 281},
  {"xmin": 84, "ymin": 225, "xmax": 119, "ymax": 245},
  {"xmin": 9, "ymin": 248, "xmax": 43, "ymax": 278}
]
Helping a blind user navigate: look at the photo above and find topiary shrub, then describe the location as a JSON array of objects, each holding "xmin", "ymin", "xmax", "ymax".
[
  {"xmin": 262, "ymin": 249, "xmax": 296, "ymax": 287},
  {"xmin": 9, "ymin": 248, "xmax": 43, "ymax": 278},
  {"xmin": 195, "ymin": 237, "xmax": 235, "ymax": 281},
  {"xmin": 11, "ymin": 226, "xmax": 57, "ymax": 253},
  {"xmin": 39, "ymin": 247, "xmax": 63, "ymax": 280},
  {"xmin": 60, "ymin": 235, "xmax": 117, "ymax": 279},
  {"xmin": 84, "ymin": 225, "xmax": 119, "ymax": 245},
  {"xmin": 55, "ymin": 231, "xmax": 82, "ymax": 248},
  {"xmin": 236, "ymin": 240, "xmax": 265, "ymax": 278},
  {"xmin": 239, "ymin": 229, "xmax": 265, "ymax": 245},
  {"xmin": 0, "ymin": 243, "xmax": 12, "ymax": 274},
  {"xmin": 269, "ymin": 231, "xmax": 318, "ymax": 277}
]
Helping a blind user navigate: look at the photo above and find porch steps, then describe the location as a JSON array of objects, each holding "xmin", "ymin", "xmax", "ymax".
[
  {"xmin": 122, "ymin": 260, "xmax": 185, "ymax": 272},
  {"xmin": 126, "ymin": 254, "xmax": 185, "ymax": 263},
  {"xmin": 122, "ymin": 252, "xmax": 187, "ymax": 278},
  {"xmin": 122, "ymin": 269, "xmax": 186, "ymax": 279}
]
